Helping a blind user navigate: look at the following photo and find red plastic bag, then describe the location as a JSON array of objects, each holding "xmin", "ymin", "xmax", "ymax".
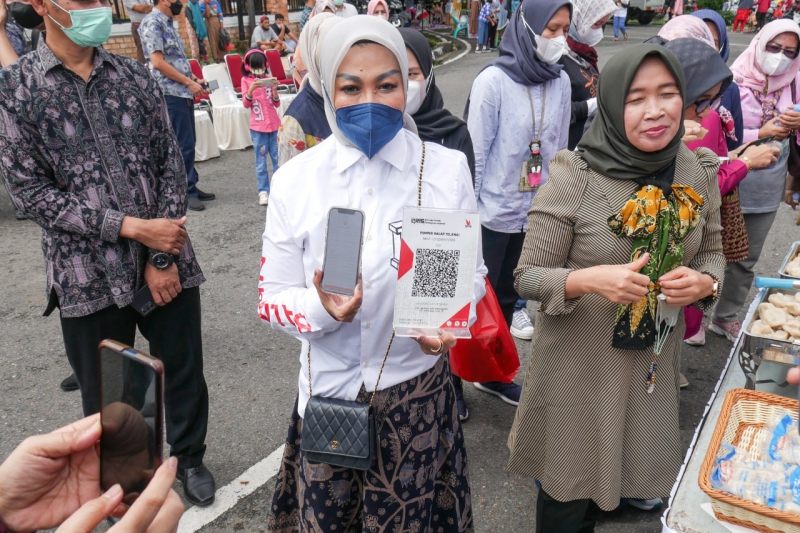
[{"xmin": 449, "ymin": 279, "xmax": 520, "ymax": 383}]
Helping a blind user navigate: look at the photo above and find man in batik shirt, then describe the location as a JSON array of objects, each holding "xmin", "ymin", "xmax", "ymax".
[{"xmin": 0, "ymin": 0, "xmax": 216, "ymax": 507}]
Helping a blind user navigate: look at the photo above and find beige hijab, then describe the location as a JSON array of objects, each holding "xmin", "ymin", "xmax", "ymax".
[
  {"xmin": 319, "ymin": 16, "xmax": 416, "ymax": 148},
  {"xmin": 298, "ymin": 13, "xmax": 340, "ymax": 94}
]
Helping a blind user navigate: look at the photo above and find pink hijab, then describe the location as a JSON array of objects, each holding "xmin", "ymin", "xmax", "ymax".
[
  {"xmin": 731, "ymin": 19, "xmax": 800, "ymax": 92},
  {"xmin": 657, "ymin": 15, "xmax": 715, "ymax": 49},
  {"xmin": 367, "ymin": 0, "xmax": 389, "ymax": 15}
]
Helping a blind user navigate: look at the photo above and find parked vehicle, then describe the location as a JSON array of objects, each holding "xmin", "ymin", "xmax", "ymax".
[{"xmin": 626, "ymin": 0, "xmax": 664, "ymax": 25}]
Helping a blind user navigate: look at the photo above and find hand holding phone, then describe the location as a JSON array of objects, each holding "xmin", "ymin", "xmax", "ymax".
[{"xmin": 99, "ymin": 341, "xmax": 164, "ymax": 506}]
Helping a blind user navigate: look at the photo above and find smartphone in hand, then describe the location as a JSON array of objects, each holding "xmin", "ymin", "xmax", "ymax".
[
  {"xmin": 99, "ymin": 340, "xmax": 164, "ymax": 506},
  {"xmin": 321, "ymin": 207, "xmax": 364, "ymax": 296}
]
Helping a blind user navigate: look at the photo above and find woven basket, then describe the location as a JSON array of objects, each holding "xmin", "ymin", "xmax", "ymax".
[{"xmin": 698, "ymin": 388, "xmax": 800, "ymax": 533}]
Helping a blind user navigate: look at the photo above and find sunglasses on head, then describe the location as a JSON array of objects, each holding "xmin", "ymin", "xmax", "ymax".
[
  {"xmin": 765, "ymin": 42, "xmax": 799, "ymax": 59},
  {"xmin": 693, "ymin": 93, "xmax": 723, "ymax": 114}
]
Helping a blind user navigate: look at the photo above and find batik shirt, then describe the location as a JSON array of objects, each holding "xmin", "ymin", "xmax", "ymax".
[
  {"xmin": 0, "ymin": 42, "xmax": 204, "ymax": 318},
  {"xmin": 139, "ymin": 9, "xmax": 193, "ymax": 99},
  {"xmin": 6, "ymin": 20, "xmax": 31, "ymax": 57}
]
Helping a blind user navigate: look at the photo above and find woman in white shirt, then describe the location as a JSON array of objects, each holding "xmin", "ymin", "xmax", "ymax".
[
  {"xmin": 465, "ymin": 0, "xmax": 571, "ymax": 406},
  {"xmin": 260, "ymin": 17, "xmax": 486, "ymax": 533}
]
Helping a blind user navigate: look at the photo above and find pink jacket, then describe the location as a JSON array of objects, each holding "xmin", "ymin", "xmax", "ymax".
[
  {"xmin": 241, "ymin": 76, "xmax": 281, "ymax": 133},
  {"xmin": 686, "ymin": 109, "xmax": 748, "ymax": 197}
]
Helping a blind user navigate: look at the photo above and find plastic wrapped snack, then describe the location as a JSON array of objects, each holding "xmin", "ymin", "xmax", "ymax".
[
  {"xmin": 787, "ymin": 263, "xmax": 800, "ymax": 278},
  {"xmin": 766, "ymin": 415, "xmax": 800, "ymax": 465},
  {"xmin": 711, "ymin": 443, "xmax": 800, "ymax": 515},
  {"xmin": 769, "ymin": 330, "xmax": 791, "ymax": 341}
]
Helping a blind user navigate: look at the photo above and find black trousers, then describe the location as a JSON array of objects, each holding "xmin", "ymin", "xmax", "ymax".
[
  {"xmin": 488, "ymin": 21, "xmax": 497, "ymax": 47},
  {"xmin": 536, "ymin": 488, "xmax": 600, "ymax": 533},
  {"xmin": 757, "ymin": 11, "xmax": 768, "ymax": 28},
  {"xmin": 481, "ymin": 226, "xmax": 525, "ymax": 326},
  {"xmin": 60, "ymin": 287, "xmax": 208, "ymax": 469}
]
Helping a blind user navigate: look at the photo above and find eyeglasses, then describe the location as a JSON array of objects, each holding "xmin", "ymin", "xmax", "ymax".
[
  {"xmin": 693, "ymin": 93, "xmax": 723, "ymax": 114},
  {"xmin": 765, "ymin": 42, "xmax": 799, "ymax": 59}
]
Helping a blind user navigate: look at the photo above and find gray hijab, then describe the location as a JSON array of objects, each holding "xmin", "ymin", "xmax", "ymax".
[
  {"xmin": 488, "ymin": 0, "xmax": 572, "ymax": 85},
  {"xmin": 319, "ymin": 16, "xmax": 417, "ymax": 148}
]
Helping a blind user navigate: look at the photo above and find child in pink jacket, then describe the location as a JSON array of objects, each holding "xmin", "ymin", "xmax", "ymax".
[{"xmin": 242, "ymin": 49, "xmax": 282, "ymax": 206}]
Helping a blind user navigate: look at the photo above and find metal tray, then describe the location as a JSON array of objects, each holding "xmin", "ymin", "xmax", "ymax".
[
  {"xmin": 779, "ymin": 241, "xmax": 800, "ymax": 279},
  {"xmin": 741, "ymin": 287, "xmax": 800, "ymax": 366}
]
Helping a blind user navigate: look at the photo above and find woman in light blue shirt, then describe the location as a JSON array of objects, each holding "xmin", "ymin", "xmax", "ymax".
[{"xmin": 464, "ymin": 0, "xmax": 571, "ymax": 406}]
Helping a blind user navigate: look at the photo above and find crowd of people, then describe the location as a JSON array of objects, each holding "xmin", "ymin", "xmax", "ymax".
[{"xmin": 2, "ymin": 0, "xmax": 800, "ymax": 530}]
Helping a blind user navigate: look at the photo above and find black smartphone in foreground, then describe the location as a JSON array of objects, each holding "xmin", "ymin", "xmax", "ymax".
[
  {"xmin": 99, "ymin": 340, "xmax": 164, "ymax": 506},
  {"xmin": 321, "ymin": 207, "xmax": 365, "ymax": 296}
]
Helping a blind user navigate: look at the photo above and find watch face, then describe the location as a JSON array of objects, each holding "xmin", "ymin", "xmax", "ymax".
[{"xmin": 154, "ymin": 254, "xmax": 171, "ymax": 269}]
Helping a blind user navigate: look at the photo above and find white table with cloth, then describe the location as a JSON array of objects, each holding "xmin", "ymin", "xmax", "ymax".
[
  {"xmin": 194, "ymin": 110, "xmax": 220, "ymax": 162},
  {"xmin": 278, "ymin": 92, "xmax": 296, "ymax": 117},
  {"xmin": 660, "ymin": 295, "xmax": 798, "ymax": 533}
]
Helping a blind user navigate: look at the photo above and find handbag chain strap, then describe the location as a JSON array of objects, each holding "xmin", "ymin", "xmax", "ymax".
[{"xmin": 307, "ymin": 142, "xmax": 427, "ymax": 409}]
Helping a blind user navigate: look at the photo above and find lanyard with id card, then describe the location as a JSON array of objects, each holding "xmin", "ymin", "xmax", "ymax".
[{"xmin": 519, "ymin": 85, "xmax": 546, "ymax": 193}]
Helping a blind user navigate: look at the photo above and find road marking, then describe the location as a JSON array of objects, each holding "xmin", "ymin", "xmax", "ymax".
[
  {"xmin": 439, "ymin": 35, "xmax": 472, "ymax": 67},
  {"xmin": 177, "ymin": 444, "xmax": 285, "ymax": 533}
]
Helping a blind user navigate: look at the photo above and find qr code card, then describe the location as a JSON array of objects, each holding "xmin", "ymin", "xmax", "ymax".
[{"xmin": 392, "ymin": 207, "xmax": 480, "ymax": 339}]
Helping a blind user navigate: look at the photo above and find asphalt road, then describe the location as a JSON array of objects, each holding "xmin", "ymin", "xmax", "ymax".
[{"xmin": 1, "ymin": 23, "xmax": 797, "ymax": 533}]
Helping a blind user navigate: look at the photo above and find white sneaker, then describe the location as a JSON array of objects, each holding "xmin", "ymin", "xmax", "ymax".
[
  {"xmin": 510, "ymin": 309, "xmax": 534, "ymax": 340},
  {"xmin": 259, "ymin": 191, "xmax": 269, "ymax": 206}
]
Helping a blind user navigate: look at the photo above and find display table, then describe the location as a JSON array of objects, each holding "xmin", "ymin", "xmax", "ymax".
[
  {"xmin": 194, "ymin": 110, "xmax": 220, "ymax": 162},
  {"xmin": 661, "ymin": 295, "xmax": 797, "ymax": 533},
  {"xmin": 278, "ymin": 93, "xmax": 296, "ymax": 118},
  {"xmin": 211, "ymin": 103, "xmax": 252, "ymax": 151}
]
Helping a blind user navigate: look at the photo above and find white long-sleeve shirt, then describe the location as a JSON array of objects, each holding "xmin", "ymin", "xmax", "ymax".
[
  {"xmin": 467, "ymin": 66, "xmax": 571, "ymax": 233},
  {"xmin": 259, "ymin": 129, "xmax": 487, "ymax": 416}
]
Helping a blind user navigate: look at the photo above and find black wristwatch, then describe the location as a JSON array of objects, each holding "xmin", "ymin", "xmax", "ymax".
[{"xmin": 148, "ymin": 249, "xmax": 174, "ymax": 270}]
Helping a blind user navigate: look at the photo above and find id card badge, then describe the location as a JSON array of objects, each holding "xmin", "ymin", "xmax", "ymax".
[{"xmin": 519, "ymin": 141, "xmax": 542, "ymax": 192}]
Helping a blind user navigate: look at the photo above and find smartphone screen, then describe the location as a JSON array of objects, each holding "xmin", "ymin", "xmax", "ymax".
[
  {"xmin": 322, "ymin": 208, "xmax": 364, "ymax": 296},
  {"xmin": 99, "ymin": 341, "xmax": 164, "ymax": 505}
]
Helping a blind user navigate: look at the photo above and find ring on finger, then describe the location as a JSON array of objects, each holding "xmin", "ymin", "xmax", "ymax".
[{"xmin": 431, "ymin": 338, "xmax": 444, "ymax": 354}]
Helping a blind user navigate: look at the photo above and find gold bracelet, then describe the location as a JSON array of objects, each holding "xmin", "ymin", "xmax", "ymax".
[{"xmin": 742, "ymin": 156, "xmax": 753, "ymax": 172}]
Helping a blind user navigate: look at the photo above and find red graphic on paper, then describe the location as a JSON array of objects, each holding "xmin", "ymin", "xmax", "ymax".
[
  {"xmin": 442, "ymin": 302, "xmax": 471, "ymax": 330},
  {"xmin": 397, "ymin": 239, "xmax": 414, "ymax": 279},
  {"xmin": 465, "ymin": 219, "xmax": 471, "ymax": 228}
]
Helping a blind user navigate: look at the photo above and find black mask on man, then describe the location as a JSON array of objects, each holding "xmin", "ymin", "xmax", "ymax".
[
  {"xmin": 169, "ymin": 0, "xmax": 183, "ymax": 16},
  {"xmin": 9, "ymin": 2, "xmax": 44, "ymax": 29}
]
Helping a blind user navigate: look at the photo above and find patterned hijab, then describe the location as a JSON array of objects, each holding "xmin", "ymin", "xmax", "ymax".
[{"xmin": 658, "ymin": 16, "xmax": 716, "ymax": 49}]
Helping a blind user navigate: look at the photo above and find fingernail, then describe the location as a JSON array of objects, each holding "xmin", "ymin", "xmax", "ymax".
[
  {"xmin": 437, "ymin": 328, "xmax": 444, "ymax": 335},
  {"xmin": 415, "ymin": 336, "xmax": 423, "ymax": 343},
  {"xmin": 168, "ymin": 456, "xmax": 178, "ymax": 471},
  {"xmin": 103, "ymin": 484, "xmax": 123, "ymax": 499}
]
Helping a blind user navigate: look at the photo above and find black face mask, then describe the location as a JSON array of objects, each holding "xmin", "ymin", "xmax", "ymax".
[
  {"xmin": 9, "ymin": 2, "xmax": 44, "ymax": 29},
  {"xmin": 169, "ymin": 0, "xmax": 183, "ymax": 16}
]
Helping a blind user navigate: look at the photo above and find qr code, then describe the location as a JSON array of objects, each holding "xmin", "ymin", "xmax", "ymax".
[{"xmin": 411, "ymin": 249, "xmax": 460, "ymax": 298}]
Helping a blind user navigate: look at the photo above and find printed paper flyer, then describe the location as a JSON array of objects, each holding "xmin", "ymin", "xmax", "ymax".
[{"xmin": 392, "ymin": 207, "xmax": 480, "ymax": 338}]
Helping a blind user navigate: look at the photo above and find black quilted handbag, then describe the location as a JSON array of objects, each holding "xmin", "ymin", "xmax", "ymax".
[
  {"xmin": 300, "ymin": 333, "xmax": 395, "ymax": 470},
  {"xmin": 301, "ymin": 144, "xmax": 427, "ymax": 471}
]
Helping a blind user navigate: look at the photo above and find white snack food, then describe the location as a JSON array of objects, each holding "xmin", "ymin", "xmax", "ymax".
[
  {"xmin": 784, "ymin": 321, "xmax": 800, "ymax": 339},
  {"xmin": 761, "ymin": 305, "xmax": 790, "ymax": 328},
  {"xmin": 787, "ymin": 302, "xmax": 800, "ymax": 316},
  {"xmin": 769, "ymin": 330, "xmax": 791, "ymax": 341},
  {"xmin": 786, "ymin": 263, "xmax": 800, "ymax": 278},
  {"xmin": 750, "ymin": 320, "xmax": 775, "ymax": 336},
  {"xmin": 770, "ymin": 293, "xmax": 793, "ymax": 308}
]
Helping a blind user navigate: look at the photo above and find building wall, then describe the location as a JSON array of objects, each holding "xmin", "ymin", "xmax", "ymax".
[{"xmin": 107, "ymin": 0, "xmax": 295, "ymax": 61}]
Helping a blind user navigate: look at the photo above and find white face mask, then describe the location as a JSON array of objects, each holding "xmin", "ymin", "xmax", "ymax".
[
  {"xmin": 576, "ymin": 25, "xmax": 604, "ymax": 47},
  {"xmin": 406, "ymin": 73, "xmax": 432, "ymax": 115},
  {"xmin": 522, "ymin": 17, "xmax": 566, "ymax": 65},
  {"xmin": 374, "ymin": 11, "xmax": 388, "ymax": 19},
  {"xmin": 758, "ymin": 49, "xmax": 795, "ymax": 76}
]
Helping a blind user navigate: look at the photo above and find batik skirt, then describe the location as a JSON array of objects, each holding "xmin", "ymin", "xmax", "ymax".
[{"xmin": 266, "ymin": 355, "xmax": 473, "ymax": 533}]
